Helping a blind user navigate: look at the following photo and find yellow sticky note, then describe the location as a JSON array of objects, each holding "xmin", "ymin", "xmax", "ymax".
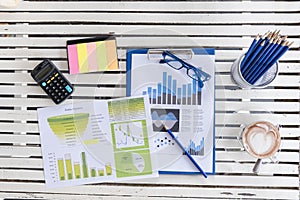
[{"xmin": 77, "ymin": 43, "xmax": 89, "ymax": 73}]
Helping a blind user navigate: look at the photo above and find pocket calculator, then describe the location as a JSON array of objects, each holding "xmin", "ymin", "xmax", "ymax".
[{"xmin": 31, "ymin": 59, "xmax": 74, "ymax": 104}]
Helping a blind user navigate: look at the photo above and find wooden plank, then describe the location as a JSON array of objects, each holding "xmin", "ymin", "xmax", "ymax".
[
  {"xmin": 0, "ymin": 86, "xmax": 126, "ymax": 98},
  {"xmin": 0, "ymin": 127, "xmax": 298, "ymax": 147},
  {"xmin": 0, "ymin": 140, "xmax": 298, "ymax": 160},
  {"xmin": 0, "ymin": 37, "xmax": 299, "ymax": 48},
  {"xmin": 216, "ymin": 101, "xmax": 299, "ymax": 112},
  {"xmin": 0, "ymin": 169, "xmax": 298, "ymax": 187},
  {"xmin": 0, "ymin": 86, "xmax": 299, "ymax": 101},
  {"xmin": 9, "ymin": 1, "xmax": 300, "ymax": 12},
  {"xmin": 134, "ymin": 175, "xmax": 299, "ymax": 187},
  {"xmin": 0, "ymin": 13, "xmax": 299, "ymax": 24},
  {"xmin": 0, "ymin": 73, "xmax": 126, "ymax": 85},
  {"xmin": 217, "ymin": 74, "xmax": 300, "ymax": 87},
  {"xmin": 0, "ymin": 183, "xmax": 298, "ymax": 200},
  {"xmin": 0, "ymin": 134, "xmax": 40, "ymax": 144},
  {"xmin": 0, "ymin": 123, "xmax": 298, "ymax": 139},
  {"xmin": 0, "ymin": 49, "xmax": 298, "ymax": 62},
  {"xmin": 0, "ymin": 157, "xmax": 42, "ymax": 169},
  {"xmin": 0, "ymin": 146, "xmax": 41, "ymax": 157},
  {"xmin": 0, "ymin": 74, "xmax": 299, "ymax": 89},
  {"xmin": 216, "ymin": 89, "xmax": 300, "ymax": 100},
  {"xmin": 216, "ymin": 151, "xmax": 299, "ymax": 163},
  {"xmin": 0, "ymin": 110, "xmax": 298, "ymax": 125},
  {"xmin": 0, "ymin": 60, "xmax": 299, "ymax": 74},
  {"xmin": 0, "ymin": 160, "xmax": 298, "ymax": 177},
  {"xmin": 0, "ymin": 123, "xmax": 39, "ymax": 132},
  {"xmin": 1, "ymin": 24, "xmax": 300, "ymax": 36},
  {"xmin": 216, "ymin": 62, "xmax": 300, "ymax": 73},
  {"xmin": 0, "ymin": 97, "xmax": 298, "ymax": 112},
  {"xmin": 0, "ymin": 150, "xmax": 298, "ymax": 169}
]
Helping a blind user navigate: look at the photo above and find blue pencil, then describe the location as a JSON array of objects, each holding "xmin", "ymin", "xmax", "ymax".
[
  {"xmin": 241, "ymin": 40, "xmax": 266, "ymax": 77},
  {"xmin": 241, "ymin": 35, "xmax": 266, "ymax": 73},
  {"xmin": 251, "ymin": 41, "xmax": 291, "ymax": 84},
  {"xmin": 264, "ymin": 40, "xmax": 289, "ymax": 68},
  {"xmin": 247, "ymin": 37, "xmax": 282, "ymax": 83},
  {"xmin": 244, "ymin": 38, "xmax": 275, "ymax": 81},
  {"xmin": 248, "ymin": 39, "xmax": 283, "ymax": 84},
  {"xmin": 240, "ymin": 34, "xmax": 259, "ymax": 70},
  {"xmin": 163, "ymin": 125, "xmax": 208, "ymax": 178},
  {"xmin": 243, "ymin": 39, "xmax": 272, "ymax": 80}
]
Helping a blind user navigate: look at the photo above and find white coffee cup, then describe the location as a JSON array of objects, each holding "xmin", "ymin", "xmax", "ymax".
[{"xmin": 240, "ymin": 121, "xmax": 281, "ymax": 173}]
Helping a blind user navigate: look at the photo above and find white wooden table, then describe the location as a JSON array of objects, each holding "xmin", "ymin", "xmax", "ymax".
[{"xmin": 0, "ymin": 1, "xmax": 299, "ymax": 199}]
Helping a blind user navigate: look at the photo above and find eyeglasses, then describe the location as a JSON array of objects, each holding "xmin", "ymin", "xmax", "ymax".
[{"xmin": 159, "ymin": 51, "xmax": 211, "ymax": 88}]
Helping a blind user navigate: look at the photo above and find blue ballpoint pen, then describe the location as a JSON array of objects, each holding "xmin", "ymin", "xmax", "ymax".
[{"xmin": 163, "ymin": 125, "xmax": 208, "ymax": 178}]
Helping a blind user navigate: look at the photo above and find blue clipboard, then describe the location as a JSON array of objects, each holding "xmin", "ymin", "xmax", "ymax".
[{"xmin": 126, "ymin": 48, "xmax": 216, "ymax": 175}]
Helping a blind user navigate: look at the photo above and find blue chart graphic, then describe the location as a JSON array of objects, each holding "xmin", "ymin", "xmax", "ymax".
[
  {"xmin": 151, "ymin": 109, "xmax": 180, "ymax": 132},
  {"xmin": 142, "ymin": 72, "xmax": 202, "ymax": 105},
  {"xmin": 185, "ymin": 137, "xmax": 204, "ymax": 156}
]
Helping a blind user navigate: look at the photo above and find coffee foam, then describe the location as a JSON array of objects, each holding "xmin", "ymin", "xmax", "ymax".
[{"xmin": 242, "ymin": 121, "xmax": 281, "ymax": 158}]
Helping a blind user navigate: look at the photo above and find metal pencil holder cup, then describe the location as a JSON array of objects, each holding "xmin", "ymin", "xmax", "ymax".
[{"xmin": 231, "ymin": 54, "xmax": 279, "ymax": 89}]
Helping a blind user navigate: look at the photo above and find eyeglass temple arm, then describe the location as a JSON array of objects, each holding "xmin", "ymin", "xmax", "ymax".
[{"xmin": 164, "ymin": 51, "xmax": 211, "ymax": 80}]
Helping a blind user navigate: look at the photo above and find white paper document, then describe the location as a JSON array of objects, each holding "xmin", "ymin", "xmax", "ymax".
[
  {"xmin": 37, "ymin": 96, "xmax": 158, "ymax": 188},
  {"xmin": 127, "ymin": 49, "xmax": 215, "ymax": 174}
]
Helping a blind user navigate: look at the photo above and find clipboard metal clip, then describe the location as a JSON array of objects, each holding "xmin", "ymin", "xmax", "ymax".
[{"xmin": 147, "ymin": 49, "xmax": 194, "ymax": 61}]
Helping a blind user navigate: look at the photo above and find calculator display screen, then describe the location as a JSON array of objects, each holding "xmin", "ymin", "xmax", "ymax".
[{"xmin": 36, "ymin": 65, "xmax": 52, "ymax": 80}]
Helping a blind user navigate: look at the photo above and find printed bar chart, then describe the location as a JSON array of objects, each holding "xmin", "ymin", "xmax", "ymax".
[
  {"xmin": 142, "ymin": 72, "xmax": 201, "ymax": 105},
  {"xmin": 55, "ymin": 152, "xmax": 113, "ymax": 182}
]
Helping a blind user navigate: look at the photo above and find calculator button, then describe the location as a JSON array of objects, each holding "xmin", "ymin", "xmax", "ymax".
[
  {"xmin": 55, "ymin": 89, "xmax": 59, "ymax": 93},
  {"xmin": 65, "ymin": 92, "xmax": 68, "ymax": 96},
  {"xmin": 65, "ymin": 85, "xmax": 73, "ymax": 93},
  {"xmin": 59, "ymin": 86, "xmax": 63, "ymax": 89},
  {"xmin": 50, "ymin": 83, "xmax": 53, "ymax": 87},
  {"xmin": 55, "ymin": 73, "xmax": 59, "ymax": 77},
  {"xmin": 58, "ymin": 76, "xmax": 61, "ymax": 80},
  {"xmin": 51, "ymin": 77, "xmax": 55, "ymax": 81},
  {"xmin": 46, "ymin": 86, "xmax": 49, "ymax": 90},
  {"xmin": 47, "ymin": 80, "xmax": 51, "ymax": 84},
  {"xmin": 53, "ymin": 79, "xmax": 57, "ymax": 83},
  {"xmin": 48, "ymin": 89, "xmax": 52, "ymax": 93},
  {"xmin": 42, "ymin": 82, "xmax": 46, "ymax": 87}
]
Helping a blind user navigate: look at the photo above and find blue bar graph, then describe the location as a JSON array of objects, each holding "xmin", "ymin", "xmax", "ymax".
[
  {"xmin": 142, "ymin": 71, "xmax": 202, "ymax": 105},
  {"xmin": 185, "ymin": 137, "xmax": 205, "ymax": 156}
]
